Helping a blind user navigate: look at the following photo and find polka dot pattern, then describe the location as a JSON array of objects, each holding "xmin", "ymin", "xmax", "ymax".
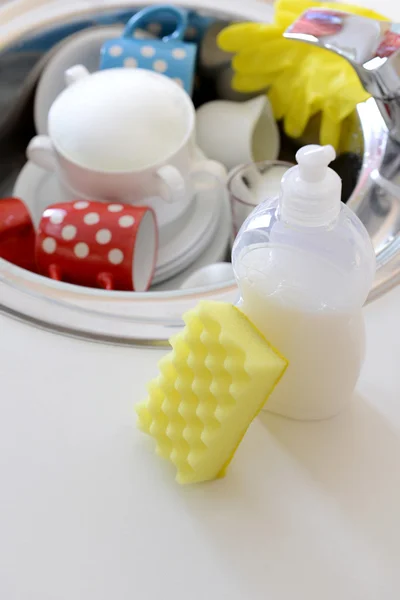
[
  {"xmin": 108, "ymin": 204, "xmax": 124, "ymax": 213},
  {"xmin": 84, "ymin": 212, "xmax": 100, "ymax": 225},
  {"xmin": 108, "ymin": 249, "xmax": 124, "ymax": 265},
  {"xmin": 109, "ymin": 44, "xmax": 123, "ymax": 57},
  {"xmin": 61, "ymin": 225, "xmax": 77, "ymax": 241},
  {"xmin": 37, "ymin": 200, "xmax": 156, "ymax": 292},
  {"xmin": 96, "ymin": 229, "xmax": 112, "ymax": 245},
  {"xmin": 73, "ymin": 201, "xmax": 89, "ymax": 210},
  {"xmin": 134, "ymin": 30, "xmax": 147, "ymax": 39},
  {"xmin": 124, "ymin": 57, "xmax": 138, "ymax": 68},
  {"xmin": 49, "ymin": 210, "xmax": 65, "ymax": 225},
  {"xmin": 118, "ymin": 215, "xmax": 135, "ymax": 228},
  {"xmin": 172, "ymin": 48, "xmax": 186, "ymax": 60},
  {"xmin": 74, "ymin": 242, "xmax": 89, "ymax": 259},
  {"xmin": 42, "ymin": 237, "xmax": 56, "ymax": 254},
  {"xmin": 100, "ymin": 33, "xmax": 197, "ymax": 95},
  {"xmin": 140, "ymin": 46, "xmax": 156, "ymax": 58},
  {"xmin": 153, "ymin": 59, "xmax": 167, "ymax": 73}
]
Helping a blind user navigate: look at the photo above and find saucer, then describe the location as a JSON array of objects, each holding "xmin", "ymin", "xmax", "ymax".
[
  {"xmin": 34, "ymin": 25, "xmax": 153, "ymax": 135},
  {"xmin": 155, "ymin": 179, "xmax": 221, "ymax": 270},
  {"xmin": 13, "ymin": 161, "xmax": 223, "ymax": 284},
  {"xmin": 151, "ymin": 191, "xmax": 231, "ymax": 290},
  {"xmin": 152, "ymin": 195, "xmax": 221, "ymax": 285}
]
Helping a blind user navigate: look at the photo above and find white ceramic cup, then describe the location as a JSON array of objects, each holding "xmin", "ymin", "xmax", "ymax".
[
  {"xmin": 27, "ymin": 66, "xmax": 226, "ymax": 233},
  {"xmin": 195, "ymin": 95, "xmax": 280, "ymax": 171}
]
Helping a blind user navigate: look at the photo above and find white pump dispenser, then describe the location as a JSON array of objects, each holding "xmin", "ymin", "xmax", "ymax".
[
  {"xmin": 280, "ymin": 145, "xmax": 341, "ymax": 227},
  {"xmin": 232, "ymin": 144, "xmax": 376, "ymax": 420}
]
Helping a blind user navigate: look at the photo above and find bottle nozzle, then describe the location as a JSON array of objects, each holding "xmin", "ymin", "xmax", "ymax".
[
  {"xmin": 280, "ymin": 144, "xmax": 341, "ymax": 227},
  {"xmin": 296, "ymin": 145, "xmax": 336, "ymax": 183}
]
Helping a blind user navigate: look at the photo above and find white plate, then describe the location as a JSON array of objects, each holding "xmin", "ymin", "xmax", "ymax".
[
  {"xmin": 151, "ymin": 190, "xmax": 232, "ymax": 290},
  {"xmin": 34, "ymin": 24, "xmax": 152, "ymax": 135},
  {"xmin": 13, "ymin": 161, "xmax": 224, "ymax": 283},
  {"xmin": 155, "ymin": 182, "xmax": 221, "ymax": 271},
  {"xmin": 152, "ymin": 195, "xmax": 222, "ymax": 284}
]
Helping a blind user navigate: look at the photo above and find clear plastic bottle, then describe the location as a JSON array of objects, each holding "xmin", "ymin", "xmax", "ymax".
[{"xmin": 232, "ymin": 145, "xmax": 376, "ymax": 420}]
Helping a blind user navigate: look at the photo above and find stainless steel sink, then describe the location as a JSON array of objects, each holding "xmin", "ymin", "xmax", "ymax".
[{"xmin": 0, "ymin": 3, "xmax": 399, "ymax": 345}]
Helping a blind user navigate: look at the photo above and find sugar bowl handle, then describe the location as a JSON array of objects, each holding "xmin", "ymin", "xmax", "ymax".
[
  {"xmin": 156, "ymin": 165, "xmax": 186, "ymax": 203},
  {"xmin": 65, "ymin": 65, "xmax": 90, "ymax": 87},
  {"xmin": 27, "ymin": 136, "xmax": 57, "ymax": 172}
]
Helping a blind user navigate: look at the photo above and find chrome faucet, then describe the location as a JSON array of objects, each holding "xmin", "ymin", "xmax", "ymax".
[
  {"xmin": 285, "ymin": 9, "xmax": 400, "ymax": 139},
  {"xmin": 285, "ymin": 8, "xmax": 400, "ymax": 300}
]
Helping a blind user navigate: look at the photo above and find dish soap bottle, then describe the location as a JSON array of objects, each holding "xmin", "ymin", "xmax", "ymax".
[{"xmin": 232, "ymin": 145, "xmax": 376, "ymax": 420}]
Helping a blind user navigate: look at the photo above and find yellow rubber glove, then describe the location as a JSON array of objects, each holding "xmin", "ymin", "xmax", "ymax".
[{"xmin": 218, "ymin": 1, "xmax": 387, "ymax": 148}]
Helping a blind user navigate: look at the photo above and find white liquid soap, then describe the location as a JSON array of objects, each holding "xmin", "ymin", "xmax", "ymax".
[{"xmin": 232, "ymin": 145, "xmax": 376, "ymax": 420}]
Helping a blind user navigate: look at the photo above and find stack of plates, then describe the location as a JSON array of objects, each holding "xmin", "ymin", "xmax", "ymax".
[
  {"xmin": 152, "ymin": 180, "xmax": 223, "ymax": 284},
  {"xmin": 151, "ymin": 192, "xmax": 231, "ymax": 291}
]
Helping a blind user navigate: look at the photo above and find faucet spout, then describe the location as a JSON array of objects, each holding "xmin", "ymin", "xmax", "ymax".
[{"xmin": 284, "ymin": 8, "xmax": 400, "ymax": 140}]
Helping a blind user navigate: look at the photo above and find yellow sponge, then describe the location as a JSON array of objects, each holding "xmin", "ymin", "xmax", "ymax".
[{"xmin": 136, "ymin": 301, "xmax": 288, "ymax": 484}]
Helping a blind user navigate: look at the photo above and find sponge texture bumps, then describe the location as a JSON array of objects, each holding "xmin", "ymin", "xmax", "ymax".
[{"xmin": 136, "ymin": 301, "xmax": 287, "ymax": 484}]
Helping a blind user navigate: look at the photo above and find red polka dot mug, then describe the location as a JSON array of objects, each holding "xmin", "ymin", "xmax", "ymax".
[{"xmin": 36, "ymin": 201, "xmax": 158, "ymax": 292}]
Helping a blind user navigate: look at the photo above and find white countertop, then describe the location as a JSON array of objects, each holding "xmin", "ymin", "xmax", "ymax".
[
  {"xmin": 1, "ymin": 284, "xmax": 400, "ymax": 599},
  {"xmin": 1, "ymin": 0, "xmax": 400, "ymax": 598}
]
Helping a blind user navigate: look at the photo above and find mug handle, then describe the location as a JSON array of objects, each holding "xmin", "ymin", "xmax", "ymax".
[
  {"xmin": 156, "ymin": 165, "xmax": 186, "ymax": 203},
  {"xmin": 26, "ymin": 136, "xmax": 57, "ymax": 172},
  {"xmin": 190, "ymin": 159, "xmax": 227, "ymax": 183},
  {"xmin": 48, "ymin": 264, "xmax": 62, "ymax": 281},
  {"xmin": 97, "ymin": 272, "xmax": 114, "ymax": 291},
  {"xmin": 123, "ymin": 5, "xmax": 188, "ymax": 42}
]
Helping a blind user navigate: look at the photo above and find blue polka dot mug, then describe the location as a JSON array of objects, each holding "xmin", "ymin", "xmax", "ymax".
[{"xmin": 100, "ymin": 5, "xmax": 198, "ymax": 95}]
